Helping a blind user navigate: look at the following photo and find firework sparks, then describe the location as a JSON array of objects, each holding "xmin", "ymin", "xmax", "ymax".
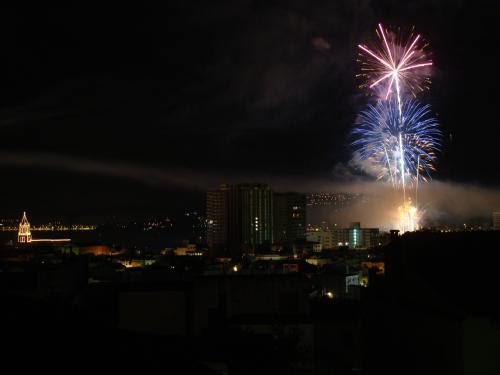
[
  {"xmin": 351, "ymin": 97, "xmax": 441, "ymax": 187},
  {"xmin": 357, "ymin": 23, "xmax": 432, "ymax": 102},
  {"xmin": 398, "ymin": 198, "xmax": 421, "ymax": 233},
  {"xmin": 353, "ymin": 22, "xmax": 440, "ymax": 233}
]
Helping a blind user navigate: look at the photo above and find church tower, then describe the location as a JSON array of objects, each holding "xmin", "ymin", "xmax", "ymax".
[{"xmin": 18, "ymin": 211, "xmax": 32, "ymax": 243}]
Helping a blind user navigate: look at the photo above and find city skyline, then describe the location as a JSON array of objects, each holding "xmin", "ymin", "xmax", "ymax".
[{"xmin": 1, "ymin": 4, "xmax": 500, "ymax": 372}]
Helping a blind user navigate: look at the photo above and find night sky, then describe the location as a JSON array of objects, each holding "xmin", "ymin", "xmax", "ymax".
[{"xmin": 0, "ymin": 1, "xmax": 498, "ymax": 221}]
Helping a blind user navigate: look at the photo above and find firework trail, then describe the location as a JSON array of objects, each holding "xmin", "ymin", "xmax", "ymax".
[
  {"xmin": 352, "ymin": 97, "xmax": 441, "ymax": 187},
  {"xmin": 357, "ymin": 23, "xmax": 434, "ymax": 206}
]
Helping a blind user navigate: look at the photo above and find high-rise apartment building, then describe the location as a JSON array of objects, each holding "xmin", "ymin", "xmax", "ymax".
[
  {"xmin": 239, "ymin": 184, "xmax": 273, "ymax": 247},
  {"xmin": 206, "ymin": 184, "xmax": 274, "ymax": 253},
  {"xmin": 206, "ymin": 185, "xmax": 230, "ymax": 250},
  {"xmin": 274, "ymin": 192, "xmax": 306, "ymax": 243}
]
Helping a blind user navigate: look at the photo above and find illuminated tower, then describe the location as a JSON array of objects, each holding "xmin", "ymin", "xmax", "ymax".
[{"xmin": 18, "ymin": 211, "xmax": 32, "ymax": 243}]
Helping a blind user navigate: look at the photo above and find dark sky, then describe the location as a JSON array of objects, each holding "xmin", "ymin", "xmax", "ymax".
[{"xmin": 0, "ymin": 1, "xmax": 498, "ymax": 221}]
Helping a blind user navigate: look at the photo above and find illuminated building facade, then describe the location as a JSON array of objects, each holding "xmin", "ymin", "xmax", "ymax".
[
  {"xmin": 306, "ymin": 229, "xmax": 334, "ymax": 250},
  {"xmin": 239, "ymin": 184, "xmax": 273, "ymax": 247},
  {"xmin": 327, "ymin": 222, "xmax": 380, "ymax": 249},
  {"xmin": 274, "ymin": 192, "xmax": 306, "ymax": 243},
  {"xmin": 348, "ymin": 222, "xmax": 362, "ymax": 248},
  {"xmin": 332, "ymin": 228, "xmax": 349, "ymax": 247},
  {"xmin": 18, "ymin": 211, "xmax": 32, "ymax": 243}
]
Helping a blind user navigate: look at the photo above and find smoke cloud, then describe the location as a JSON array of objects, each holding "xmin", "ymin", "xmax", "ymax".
[
  {"xmin": 1, "ymin": 152, "xmax": 498, "ymax": 229},
  {"xmin": 289, "ymin": 180, "xmax": 500, "ymax": 230}
]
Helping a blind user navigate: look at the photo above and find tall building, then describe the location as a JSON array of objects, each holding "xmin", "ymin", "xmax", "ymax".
[
  {"xmin": 239, "ymin": 184, "xmax": 273, "ymax": 247},
  {"xmin": 493, "ymin": 212, "xmax": 500, "ymax": 231},
  {"xmin": 206, "ymin": 183, "xmax": 273, "ymax": 253},
  {"xmin": 206, "ymin": 185, "xmax": 230, "ymax": 250},
  {"xmin": 18, "ymin": 211, "xmax": 32, "ymax": 243},
  {"xmin": 274, "ymin": 192, "xmax": 306, "ymax": 243}
]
